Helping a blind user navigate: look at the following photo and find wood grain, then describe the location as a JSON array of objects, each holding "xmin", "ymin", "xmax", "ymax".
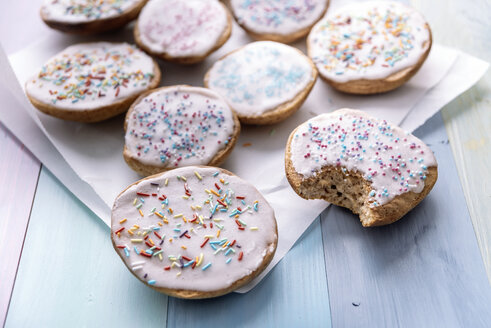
[
  {"xmin": 0, "ymin": 124, "xmax": 40, "ymax": 328},
  {"xmin": 167, "ymin": 219, "xmax": 331, "ymax": 327},
  {"xmin": 321, "ymin": 113, "xmax": 491, "ymax": 327},
  {"xmin": 412, "ymin": 0, "xmax": 491, "ymax": 281},
  {"xmin": 5, "ymin": 168, "xmax": 168, "ymax": 327}
]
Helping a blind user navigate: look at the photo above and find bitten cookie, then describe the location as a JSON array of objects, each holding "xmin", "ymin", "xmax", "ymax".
[
  {"xmin": 204, "ymin": 41, "xmax": 317, "ymax": 125},
  {"xmin": 307, "ymin": 1, "xmax": 432, "ymax": 94},
  {"xmin": 134, "ymin": 0, "xmax": 232, "ymax": 64},
  {"xmin": 285, "ymin": 108, "xmax": 437, "ymax": 227},
  {"xmin": 124, "ymin": 86, "xmax": 240, "ymax": 176},
  {"xmin": 111, "ymin": 166, "xmax": 278, "ymax": 298},
  {"xmin": 229, "ymin": 0, "xmax": 329, "ymax": 43},
  {"xmin": 25, "ymin": 42, "xmax": 160, "ymax": 123},
  {"xmin": 40, "ymin": 0, "xmax": 147, "ymax": 34}
]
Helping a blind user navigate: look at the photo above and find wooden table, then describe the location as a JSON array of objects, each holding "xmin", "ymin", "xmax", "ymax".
[{"xmin": 1, "ymin": 1, "xmax": 490, "ymax": 327}]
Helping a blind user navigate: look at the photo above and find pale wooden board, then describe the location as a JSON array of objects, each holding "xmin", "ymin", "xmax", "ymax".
[
  {"xmin": 321, "ymin": 113, "xmax": 491, "ymax": 327},
  {"xmin": 412, "ymin": 0, "xmax": 491, "ymax": 282},
  {"xmin": 4, "ymin": 168, "xmax": 168, "ymax": 327},
  {"xmin": 167, "ymin": 219, "xmax": 331, "ymax": 327},
  {"xmin": 0, "ymin": 124, "xmax": 40, "ymax": 327}
]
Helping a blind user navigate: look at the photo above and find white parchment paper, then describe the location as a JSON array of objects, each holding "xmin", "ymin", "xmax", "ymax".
[{"xmin": 0, "ymin": 16, "xmax": 488, "ymax": 293}]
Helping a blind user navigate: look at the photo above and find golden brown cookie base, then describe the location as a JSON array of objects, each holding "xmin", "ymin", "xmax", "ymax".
[
  {"xmin": 40, "ymin": 0, "xmax": 147, "ymax": 35},
  {"xmin": 110, "ymin": 166, "xmax": 278, "ymax": 298},
  {"xmin": 308, "ymin": 25, "xmax": 433, "ymax": 95},
  {"xmin": 285, "ymin": 126, "xmax": 438, "ymax": 227},
  {"xmin": 134, "ymin": 2, "xmax": 232, "ymax": 65},
  {"xmin": 228, "ymin": 0, "xmax": 330, "ymax": 44},
  {"xmin": 123, "ymin": 86, "xmax": 241, "ymax": 176},
  {"xmin": 26, "ymin": 60, "xmax": 161, "ymax": 123},
  {"xmin": 204, "ymin": 45, "xmax": 318, "ymax": 125}
]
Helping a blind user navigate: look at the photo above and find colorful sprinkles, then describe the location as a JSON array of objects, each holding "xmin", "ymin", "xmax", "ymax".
[
  {"xmin": 290, "ymin": 109, "xmax": 437, "ymax": 206},
  {"xmin": 125, "ymin": 86, "xmax": 236, "ymax": 169},
  {"xmin": 42, "ymin": 0, "xmax": 139, "ymax": 22},
  {"xmin": 111, "ymin": 167, "xmax": 276, "ymax": 290},
  {"xmin": 308, "ymin": 1, "xmax": 430, "ymax": 82},
  {"xmin": 27, "ymin": 42, "xmax": 155, "ymax": 109}
]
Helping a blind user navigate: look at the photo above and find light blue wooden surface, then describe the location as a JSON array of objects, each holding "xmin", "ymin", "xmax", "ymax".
[
  {"xmin": 5, "ymin": 169, "xmax": 331, "ymax": 327},
  {"xmin": 321, "ymin": 113, "xmax": 491, "ymax": 327}
]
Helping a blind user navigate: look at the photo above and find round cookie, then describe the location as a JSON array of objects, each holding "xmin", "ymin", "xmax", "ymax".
[
  {"xmin": 124, "ymin": 86, "xmax": 240, "ymax": 176},
  {"xmin": 307, "ymin": 1, "xmax": 432, "ymax": 94},
  {"xmin": 25, "ymin": 42, "xmax": 160, "ymax": 123},
  {"xmin": 229, "ymin": 0, "xmax": 330, "ymax": 43},
  {"xmin": 204, "ymin": 41, "xmax": 317, "ymax": 125},
  {"xmin": 285, "ymin": 108, "xmax": 438, "ymax": 227},
  {"xmin": 134, "ymin": 0, "xmax": 232, "ymax": 64},
  {"xmin": 111, "ymin": 166, "xmax": 278, "ymax": 298},
  {"xmin": 40, "ymin": 0, "xmax": 147, "ymax": 34}
]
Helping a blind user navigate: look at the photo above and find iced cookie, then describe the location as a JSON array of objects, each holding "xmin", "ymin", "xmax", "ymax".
[
  {"xmin": 134, "ymin": 0, "xmax": 232, "ymax": 64},
  {"xmin": 285, "ymin": 109, "xmax": 438, "ymax": 227},
  {"xmin": 230, "ymin": 0, "xmax": 329, "ymax": 43},
  {"xmin": 124, "ymin": 86, "xmax": 240, "ymax": 176},
  {"xmin": 204, "ymin": 41, "xmax": 317, "ymax": 125},
  {"xmin": 307, "ymin": 1, "xmax": 432, "ymax": 94},
  {"xmin": 111, "ymin": 166, "xmax": 278, "ymax": 298},
  {"xmin": 40, "ymin": 0, "xmax": 147, "ymax": 34},
  {"xmin": 26, "ymin": 42, "xmax": 160, "ymax": 123}
]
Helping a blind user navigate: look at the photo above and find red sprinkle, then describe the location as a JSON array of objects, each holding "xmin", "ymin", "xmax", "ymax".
[
  {"xmin": 140, "ymin": 251, "xmax": 152, "ymax": 258},
  {"xmin": 200, "ymin": 238, "xmax": 210, "ymax": 248},
  {"xmin": 236, "ymin": 196, "xmax": 245, "ymax": 199},
  {"xmin": 184, "ymin": 233, "xmax": 191, "ymax": 239},
  {"xmin": 182, "ymin": 256, "xmax": 192, "ymax": 261},
  {"xmin": 192, "ymin": 262, "xmax": 197, "ymax": 269},
  {"xmin": 229, "ymin": 240, "xmax": 236, "ymax": 247},
  {"xmin": 114, "ymin": 227, "xmax": 124, "ymax": 234},
  {"xmin": 164, "ymin": 266, "xmax": 171, "ymax": 271},
  {"xmin": 137, "ymin": 192, "xmax": 150, "ymax": 197},
  {"xmin": 154, "ymin": 232, "xmax": 162, "ymax": 239},
  {"xmin": 238, "ymin": 227, "xmax": 245, "ymax": 231},
  {"xmin": 116, "ymin": 245, "xmax": 126, "ymax": 249},
  {"xmin": 145, "ymin": 241, "xmax": 153, "ymax": 248},
  {"xmin": 238, "ymin": 252, "xmax": 244, "ymax": 261},
  {"xmin": 217, "ymin": 199, "xmax": 227, "ymax": 207},
  {"xmin": 215, "ymin": 183, "xmax": 221, "ymax": 190},
  {"xmin": 235, "ymin": 220, "xmax": 242, "ymax": 227}
]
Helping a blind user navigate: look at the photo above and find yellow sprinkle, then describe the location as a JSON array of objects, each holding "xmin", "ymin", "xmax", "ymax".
[
  {"xmin": 190, "ymin": 205, "xmax": 195, "ymax": 210},
  {"xmin": 176, "ymin": 272, "xmax": 181, "ymax": 277},
  {"xmin": 195, "ymin": 205, "xmax": 202, "ymax": 210},
  {"xmin": 174, "ymin": 213, "xmax": 183, "ymax": 218},
  {"xmin": 181, "ymin": 245, "xmax": 187, "ymax": 250},
  {"xmin": 169, "ymin": 257, "xmax": 177, "ymax": 261},
  {"xmin": 194, "ymin": 171, "xmax": 202, "ymax": 180},
  {"xmin": 216, "ymin": 230, "xmax": 221, "ymax": 238},
  {"xmin": 119, "ymin": 218, "xmax": 127, "ymax": 224},
  {"xmin": 182, "ymin": 195, "xmax": 189, "ymax": 200},
  {"xmin": 116, "ymin": 232, "xmax": 121, "ymax": 238},
  {"xmin": 235, "ymin": 214, "xmax": 239, "ymax": 218},
  {"xmin": 205, "ymin": 199, "xmax": 210, "ymax": 204},
  {"xmin": 149, "ymin": 238, "xmax": 155, "ymax": 246},
  {"xmin": 161, "ymin": 204, "xmax": 166, "ymax": 209},
  {"xmin": 131, "ymin": 239, "xmax": 143, "ymax": 243},
  {"xmin": 168, "ymin": 208, "xmax": 174, "ymax": 214},
  {"xmin": 220, "ymin": 178, "xmax": 225, "ymax": 184},
  {"xmin": 137, "ymin": 231, "xmax": 142, "ymax": 236},
  {"xmin": 171, "ymin": 262, "xmax": 176, "ymax": 268},
  {"xmin": 205, "ymin": 189, "xmax": 211, "ymax": 194},
  {"xmin": 211, "ymin": 189, "xmax": 220, "ymax": 197},
  {"xmin": 197, "ymin": 253, "xmax": 204, "ymax": 266},
  {"xmin": 182, "ymin": 217, "xmax": 187, "ymax": 223},
  {"xmin": 142, "ymin": 231, "xmax": 150, "ymax": 237},
  {"xmin": 163, "ymin": 219, "xmax": 169, "ymax": 224},
  {"xmin": 213, "ymin": 218, "xmax": 222, "ymax": 222},
  {"xmin": 222, "ymin": 242, "xmax": 229, "ymax": 248},
  {"xmin": 139, "ymin": 209, "xmax": 143, "ymax": 217},
  {"xmin": 155, "ymin": 212, "xmax": 163, "ymax": 218},
  {"xmin": 158, "ymin": 222, "xmax": 163, "ymax": 226},
  {"xmin": 133, "ymin": 225, "xmax": 140, "ymax": 229},
  {"xmin": 181, "ymin": 176, "xmax": 187, "ymax": 182},
  {"xmin": 169, "ymin": 238, "xmax": 173, "ymax": 243},
  {"xmin": 250, "ymin": 227, "xmax": 259, "ymax": 231},
  {"xmin": 165, "ymin": 178, "xmax": 169, "ymax": 186},
  {"xmin": 199, "ymin": 215, "xmax": 204, "ymax": 225},
  {"xmin": 133, "ymin": 198, "xmax": 137, "ymax": 205},
  {"xmin": 204, "ymin": 235, "xmax": 214, "ymax": 239},
  {"xmin": 158, "ymin": 254, "xmax": 163, "ymax": 261},
  {"xmin": 128, "ymin": 230, "xmax": 134, "ymax": 235}
]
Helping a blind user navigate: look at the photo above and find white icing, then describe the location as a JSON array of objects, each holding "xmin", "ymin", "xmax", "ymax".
[
  {"xmin": 125, "ymin": 86, "xmax": 236, "ymax": 169},
  {"xmin": 308, "ymin": 1, "xmax": 430, "ymax": 83},
  {"xmin": 41, "ymin": 0, "xmax": 140, "ymax": 23},
  {"xmin": 289, "ymin": 109, "xmax": 437, "ymax": 206},
  {"xmin": 137, "ymin": 0, "xmax": 228, "ymax": 58},
  {"xmin": 206, "ymin": 41, "xmax": 314, "ymax": 117},
  {"xmin": 111, "ymin": 166, "xmax": 277, "ymax": 292},
  {"xmin": 26, "ymin": 42, "xmax": 156, "ymax": 110},
  {"xmin": 231, "ymin": 0, "xmax": 328, "ymax": 36}
]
